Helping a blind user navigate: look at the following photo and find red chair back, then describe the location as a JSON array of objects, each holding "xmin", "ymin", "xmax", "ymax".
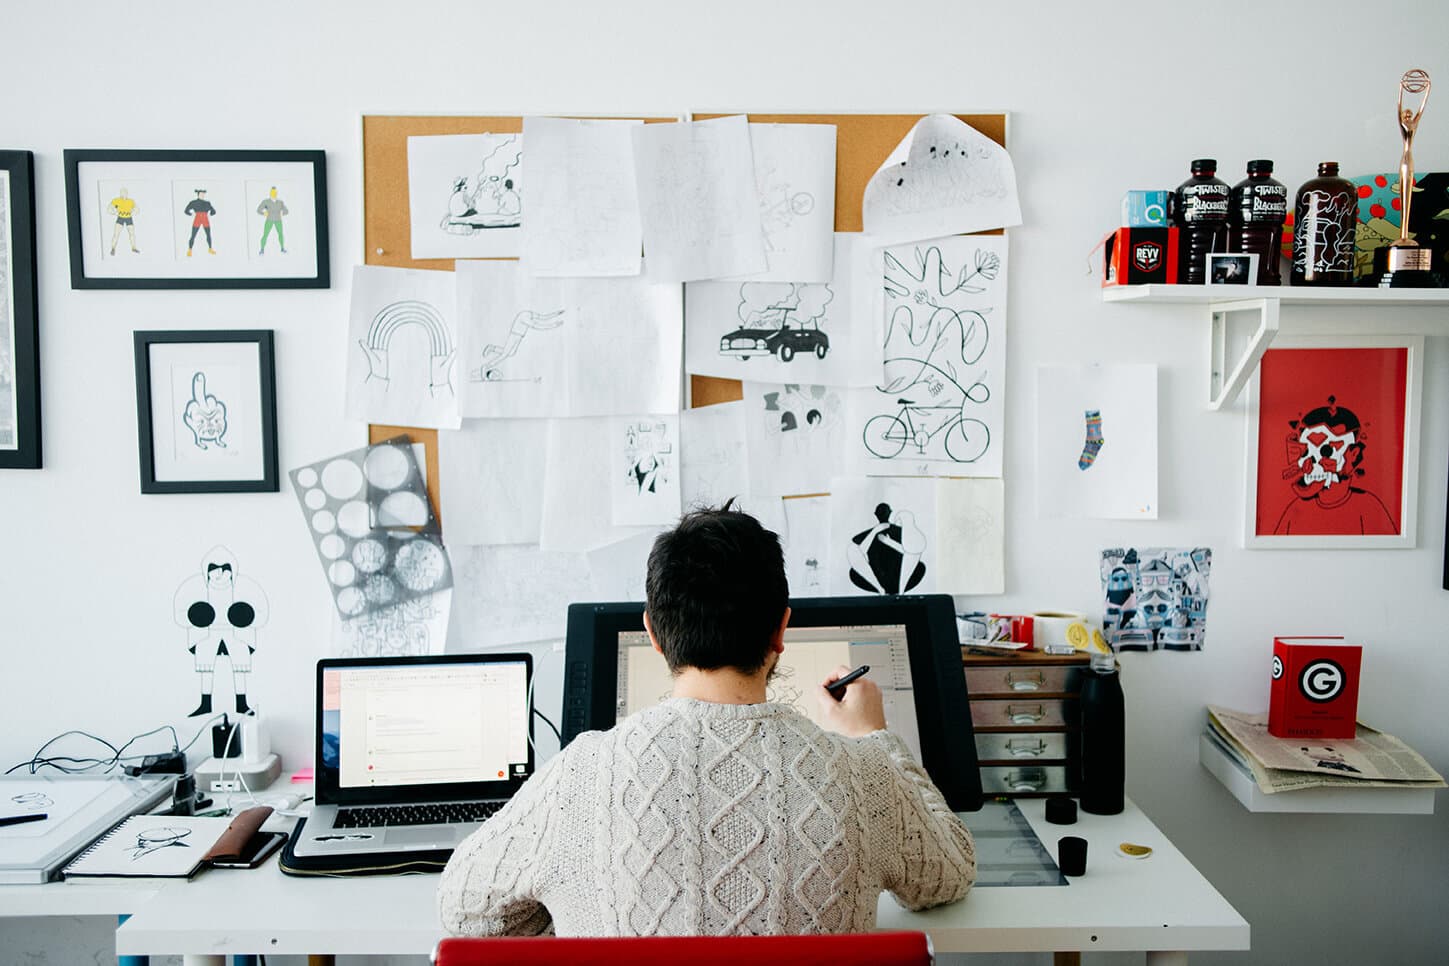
[{"xmin": 434, "ymin": 931, "xmax": 933, "ymax": 966}]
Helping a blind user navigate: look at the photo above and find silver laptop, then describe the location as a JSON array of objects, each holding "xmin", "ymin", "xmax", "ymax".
[{"xmin": 294, "ymin": 653, "xmax": 534, "ymax": 859}]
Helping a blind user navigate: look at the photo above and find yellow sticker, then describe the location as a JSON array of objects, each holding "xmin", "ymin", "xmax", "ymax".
[
  {"xmin": 1065, "ymin": 622, "xmax": 1090, "ymax": 649},
  {"xmin": 1118, "ymin": 842, "xmax": 1153, "ymax": 858},
  {"xmin": 1093, "ymin": 629, "xmax": 1109, "ymax": 652}
]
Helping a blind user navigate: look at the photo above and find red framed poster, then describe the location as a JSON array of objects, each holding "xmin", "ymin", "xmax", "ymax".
[{"xmin": 1244, "ymin": 336, "xmax": 1422, "ymax": 549}]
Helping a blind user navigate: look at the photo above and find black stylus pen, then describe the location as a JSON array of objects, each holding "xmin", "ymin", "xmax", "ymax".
[
  {"xmin": 0, "ymin": 813, "xmax": 48, "ymax": 828},
  {"xmin": 826, "ymin": 665, "xmax": 870, "ymax": 701}
]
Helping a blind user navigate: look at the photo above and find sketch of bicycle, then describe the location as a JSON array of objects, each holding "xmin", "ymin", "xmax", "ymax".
[{"xmin": 863, "ymin": 397, "xmax": 989, "ymax": 464}]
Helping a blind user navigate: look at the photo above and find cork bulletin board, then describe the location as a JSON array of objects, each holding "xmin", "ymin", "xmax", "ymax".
[{"xmin": 360, "ymin": 112, "xmax": 1008, "ymax": 513}]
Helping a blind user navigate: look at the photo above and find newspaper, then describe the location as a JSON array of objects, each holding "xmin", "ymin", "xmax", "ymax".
[{"xmin": 1206, "ymin": 706, "xmax": 1445, "ymax": 795}]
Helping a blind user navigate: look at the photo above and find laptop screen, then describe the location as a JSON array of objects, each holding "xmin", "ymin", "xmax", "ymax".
[{"xmin": 316, "ymin": 654, "xmax": 534, "ymax": 803}]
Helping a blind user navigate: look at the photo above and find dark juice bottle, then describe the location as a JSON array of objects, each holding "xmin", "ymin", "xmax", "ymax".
[
  {"xmin": 1291, "ymin": 161, "xmax": 1357, "ymax": 286},
  {"xmin": 1079, "ymin": 652, "xmax": 1125, "ymax": 815},
  {"xmin": 1172, "ymin": 159, "xmax": 1230, "ymax": 284},
  {"xmin": 1229, "ymin": 159, "xmax": 1288, "ymax": 285}
]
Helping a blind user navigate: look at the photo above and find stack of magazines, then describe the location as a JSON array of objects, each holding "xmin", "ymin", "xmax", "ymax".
[{"xmin": 1205, "ymin": 706, "xmax": 1446, "ymax": 795}]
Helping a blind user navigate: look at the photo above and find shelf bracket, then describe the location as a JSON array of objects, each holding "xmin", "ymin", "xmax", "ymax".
[{"xmin": 1207, "ymin": 298, "xmax": 1280, "ymax": 410}]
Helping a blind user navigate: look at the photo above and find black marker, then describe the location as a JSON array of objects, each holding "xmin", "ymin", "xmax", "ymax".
[
  {"xmin": 0, "ymin": 813, "xmax": 48, "ymax": 828},
  {"xmin": 826, "ymin": 665, "xmax": 870, "ymax": 701}
]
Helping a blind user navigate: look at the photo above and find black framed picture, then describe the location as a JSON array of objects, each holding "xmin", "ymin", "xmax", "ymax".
[
  {"xmin": 134, "ymin": 330, "xmax": 278, "ymax": 494},
  {"xmin": 65, "ymin": 150, "xmax": 328, "ymax": 289},
  {"xmin": 0, "ymin": 150, "xmax": 40, "ymax": 469}
]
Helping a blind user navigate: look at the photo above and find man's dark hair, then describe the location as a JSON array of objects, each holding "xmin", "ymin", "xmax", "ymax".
[{"xmin": 645, "ymin": 503, "xmax": 788, "ymax": 674}]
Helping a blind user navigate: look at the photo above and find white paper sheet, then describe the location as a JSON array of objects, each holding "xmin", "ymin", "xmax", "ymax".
[
  {"xmin": 742, "ymin": 123, "xmax": 836, "ymax": 282},
  {"xmin": 743, "ymin": 381, "xmax": 846, "ymax": 497},
  {"xmin": 329, "ymin": 589, "xmax": 452, "ymax": 658},
  {"xmin": 448, "ymin": 545, "xmax": 590, "ymax": 647},
  {"xmin": 610, "ymin": 416, "xmax": 682, "ymax": 526},
  {"xmin": 632, "ymin": 116, "xmax": 766, "ymax": 282},
  {"xmin": 847, "ymin": 235, "xmax": 1007, "ymax": 477},
  {"xmin": 344, "ymin": 265, "xmax": 461, "ymax": 429},
  {"xmin": 681, "ymin": 401, "xmax": 749, "ymax": 510},
  {"xmin": 861, "ymin": 114, "xmax": 1021, "ymax": 243},
  {"xmin": 520, "ymin": 116, "xmax": 643, "ymax": 277},
  {"xmin": 936, "ymin": 477, "xmax": 1005, "ymax": 594},
  {"xmin": 1036, "ymin": 363, "xmax": 1158, "ymax": 520},
  {"xmin": 565, "ymin": 269, "xmax": 683, "ymax": 416},
  {"xmin": 455, "ymin": 260, "xmax": 569, "ymax": 419},
  {"xmin": 586, "ymin": 529, "xmax": 661, "ymax": 602},
  {"xmin": 407, "ymin": 133, "xmax": 524, "ymax": 259},
  {"xmin": 782, "ymin": 495, "xmax": 831, "ymax": 597},
  {"xmin": 829, "ymin": 477, "xmax": 937, "ymax": 596},
  {"xmin": 438, "ymin": 419, "xmax": 546, "ymax": 545},
  {"xmin": 540, "ymin": 417, "xmax": 661, "ymax": 552},
  {"xmin": 685, "ymin": 234, "xmax": 878, "ymax": 386}
]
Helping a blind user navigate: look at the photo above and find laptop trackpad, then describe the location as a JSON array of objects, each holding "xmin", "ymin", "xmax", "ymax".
[{"xmin": 386, "ymin": 827, "xmax": 458, "ymax": 847}]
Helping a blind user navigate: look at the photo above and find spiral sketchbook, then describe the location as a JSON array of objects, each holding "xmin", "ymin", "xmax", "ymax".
[{"xmin": 62, "ymin": 807, "xmax": 272, "ymax": 880}]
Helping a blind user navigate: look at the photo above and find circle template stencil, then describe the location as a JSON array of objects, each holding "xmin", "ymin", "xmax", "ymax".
[
  {"xmin": 363, "ymin": 445, "xmax": 411, "ymax": 490},
  {"xmin": 321, "ymin": 459, "xmax": 364, "ymax": 500}
]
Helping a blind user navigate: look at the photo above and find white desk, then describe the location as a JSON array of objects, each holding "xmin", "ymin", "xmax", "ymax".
[{"xmin": 114, "ymin": 796, "xmax": 1247, "ymax": 964}]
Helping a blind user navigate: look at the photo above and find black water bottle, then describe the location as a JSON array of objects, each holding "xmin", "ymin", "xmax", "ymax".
[{"xmin": 1079, "ymin": 652, "xmax": 1125, "ymax": 815}]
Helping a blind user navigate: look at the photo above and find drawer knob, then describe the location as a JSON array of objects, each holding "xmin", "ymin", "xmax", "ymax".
[
  {"xmin": 1006, "ymin": 670, "xmax": 1045, "ymax": 691},
  {"xmin": 1006, "ymin": 704, "xmax": 1045, "ymax": 724},
  {"xmin": 1006, "ymin": 738, "xmax": 1047, "ymax": 758}
]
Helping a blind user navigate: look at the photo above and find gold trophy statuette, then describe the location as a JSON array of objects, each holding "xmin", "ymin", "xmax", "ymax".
[{"xmin": 1375, "ymin": 69, "xmax": 1438, "ymax": 286}]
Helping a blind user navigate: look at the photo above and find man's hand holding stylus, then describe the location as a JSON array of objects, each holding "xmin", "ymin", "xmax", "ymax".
[{"xmin": 816, "ymin": 664, "xmax": 888, "ymax": 738}]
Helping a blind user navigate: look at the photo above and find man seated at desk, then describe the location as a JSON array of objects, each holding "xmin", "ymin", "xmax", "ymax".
[{"xmin": 438, "ymin": 504, "xmax": 975, "ymax": 937}]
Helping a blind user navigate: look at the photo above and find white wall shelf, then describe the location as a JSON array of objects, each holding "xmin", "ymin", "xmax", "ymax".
[
  {"xmin": 1102, "ymin": 285, "xmax": 1449, "ymax": 410},
  {"xmin": 1199, "ymin": 734, "xmax": 1438, "ymax": 815}
]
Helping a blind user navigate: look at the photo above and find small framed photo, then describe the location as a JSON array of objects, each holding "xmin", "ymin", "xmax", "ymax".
[
  {"xmin": 1244, "ymin": 335, "xmax": 1423, "ymax": 549},
  {"xmin": 133, "ymin": 330, "xmax": 278, "ymax": 494},
  {"xmin": 65, "ymin": 150, "xmax": 329, "ymax": 289},
  {"xmin": 1, "ymin": 150, "xmax": 40, "ymax": 469},
  {"xmin": 1206, "ymin": 252, "xmax": 1257, "ymax": 286}
]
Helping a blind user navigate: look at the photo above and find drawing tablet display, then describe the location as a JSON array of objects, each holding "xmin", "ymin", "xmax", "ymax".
[{"xmin": 562, "ymin": 594, "xmax": 982, "ymax": 811}]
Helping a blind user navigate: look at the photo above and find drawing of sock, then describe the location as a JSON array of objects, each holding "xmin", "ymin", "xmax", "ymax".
[{"xmin": 1079, "ymin": 410, "xmax": 1103, "ymax": 470}]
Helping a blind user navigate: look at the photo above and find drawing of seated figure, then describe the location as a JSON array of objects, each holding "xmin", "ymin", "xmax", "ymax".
[
  {"xmin": 847, "ymin": 502, "xmax": 927, "ymax": 595},
  {"xmin": 470, "ymin": 309, "xmax": 565, "ymax": 381}
]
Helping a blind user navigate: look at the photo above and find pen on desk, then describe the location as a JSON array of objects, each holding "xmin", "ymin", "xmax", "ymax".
[
  {"xmin": 0, "ymin": 813, "xmax": 48, "ymax": 827},
  {"xmin": 826, "ymin": 665, "xmax": 870, "ymax": 701}
]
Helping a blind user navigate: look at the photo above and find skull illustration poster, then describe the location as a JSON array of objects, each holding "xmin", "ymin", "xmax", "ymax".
[
  {"xmin": 1100, "ymin": 547, "xmax": 1211, "ymax": 652},
  {"xmin": 846, "ymin": 235, "xmax": 1006, "ymax": 478},
  {"xmin": 1247, "ymin": 338, "xmax": 1422, "ymax": 549}
]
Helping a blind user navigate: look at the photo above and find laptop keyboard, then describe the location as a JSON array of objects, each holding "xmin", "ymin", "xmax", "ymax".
[{"xmin": 334, "ymin": 801, "xmax": 503, "ymax": 829}]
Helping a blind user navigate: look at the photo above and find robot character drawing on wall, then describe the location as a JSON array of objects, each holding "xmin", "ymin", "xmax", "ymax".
[{"xmin": 173, "ymin": 546, "xmax": 270, "ymax": 717}]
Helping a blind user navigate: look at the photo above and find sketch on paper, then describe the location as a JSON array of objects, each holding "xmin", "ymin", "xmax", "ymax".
[
  {"xmin": 181, "ymin": 372, "xmax": 227, "ymax": 450},
  {"xmin": 935, "ymin": 478, "xmax": 1005, "ymax": 594},
  {"xmin": 744, "ymin": 382, "xmax": 844, "ymax": 497},
  {"xmin": 359, "ymin": 301, "xmax": 454, "ymax": 396},
  {"xmin": 610, "ymin": 417, "xmax": 682, "ymax": 528},
  {"xmin": 717, "ymin": 282, "xmax": 833, "ymax": 364},
  {"xmin": 782, "ymin": 494, "xmax": 830, "ymax": 597},
  {"xmin": 441, "ymin": 137, "xmax": 522, "ymax": 236},
  {"xmin": 854, "ymin": 236, "xmax": 1007, "ymax": 478},
  {"xmin": 173, "ymin": 545, "xmax": 269, "ymax": 717},
  {"xmin": 861, "ymin": 113, "xmax": 1022, "ymax": 243},
  {"xmin": 830, "ymin": 478, "xmax": 936, "ymax": 597},
  {"xmin": 745, "ymin": 122, "xmax": 836, "ymax": 283},
  {"xmin": 681, "ymin": 401, "xmax": 748, "ymax": 510},
  {"xmin": 130, "ymin": 826, "xmax": 192, "ymax": 860},
  {"xmin": 1036, "ymin": 363, "xmax": 1157, "ymax": 520},
  {"xmin": 563, "ymin": 271, "xmax": 683, "ymax": 417},
  {"xmin": 847, "ymin": 502, "xmax": 929, "ymax": 594},
  {"xmin": 407, "ymin": 133, "xmax": 525, "ymax": 259},
  {"xmin": 468, "ymin": 309, "xmax": 565, "ymax": 383},
  {"xmin": 520, "ymin": 116, "xmax": 643, "ymax": 277},
  {"xmin": 333, "ymin": 591, "xmax": 450, "ymax": 659},
  {"xmin": 1100, "ymin": 547, "xmax": 1211, "ymax": 652},
  {"xmin": 449, "ymin": 546, "xmax": 590, "ymax": 648}
]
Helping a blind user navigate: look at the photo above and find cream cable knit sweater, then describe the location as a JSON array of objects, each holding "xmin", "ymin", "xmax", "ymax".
[{"xmin": 438, "ymin": 697, "xmax": 975, "ymax": 937}]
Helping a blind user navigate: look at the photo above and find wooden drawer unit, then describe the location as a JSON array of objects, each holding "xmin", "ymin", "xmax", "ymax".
[{"xmin": 962, "ymin": 649, "xmax": 1088, "ymax": 798}]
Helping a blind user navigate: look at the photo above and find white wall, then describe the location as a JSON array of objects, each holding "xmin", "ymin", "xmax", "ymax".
[{"xmin": 2, "ymin": 2, "xmax": 1447, "ymax": 963}]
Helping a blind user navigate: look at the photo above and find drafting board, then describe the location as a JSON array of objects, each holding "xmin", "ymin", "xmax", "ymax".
[{"xmin": 360, "ymin": 113, "xmax": 1008, "ymax": 512}]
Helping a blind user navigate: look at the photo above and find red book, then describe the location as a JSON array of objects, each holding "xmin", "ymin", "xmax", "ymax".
[{"xmin": 1269, "ymin": 636, "xmax": 1362, "ymax": 740}]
